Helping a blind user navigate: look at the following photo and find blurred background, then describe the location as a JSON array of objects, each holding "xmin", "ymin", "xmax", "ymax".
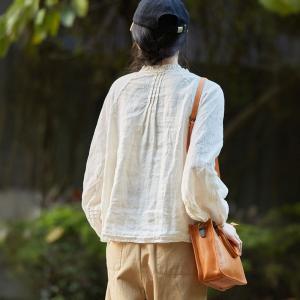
[{"xmin": 0, "ymin": 0, "xmax": 299, "ymax": 299}]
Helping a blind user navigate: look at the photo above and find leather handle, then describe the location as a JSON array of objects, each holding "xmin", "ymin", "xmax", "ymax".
[{"xmin": 186, "ymin": 78, "xmax": 221, "ymax": 178}]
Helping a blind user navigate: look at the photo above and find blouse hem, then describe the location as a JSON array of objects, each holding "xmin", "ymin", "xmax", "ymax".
[{"xmin": 100, "ymin": 232, "xmax": 192, "ymax": 243}]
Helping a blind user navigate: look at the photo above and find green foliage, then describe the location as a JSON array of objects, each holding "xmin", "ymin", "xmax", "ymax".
[
  {"xmin": 0, "ymin": 0, "xmax": 39, "ymax": 57},
  {"xmin": 0, "ymin": 203, "xmax": 107, "ymax": 300},
  {"xmin": 0, "ymin": 0, "xmax": 299, "ymax": 59},
  {"xmin": 1, "ymin": 203, "xmax": 299, "ymax": 299},
  {"xmin": 0, "ymin": 0, "xmax": 89, "ymax": 57},
  {"xmin": 259, "ymin": 0, "xmax": 300, "ymax": 15},
  {"xmin": 210, "ymin": 203, "xmax": 300, "ymax": 299},
  {"xmin": 72, "ymin": 0, "xmax": 88, "ymax": 17}
]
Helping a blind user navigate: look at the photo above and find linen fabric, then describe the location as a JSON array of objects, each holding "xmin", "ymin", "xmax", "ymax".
[{"xmin": 81, "ymin": 63, "xmax": 229, "ymax": 243}]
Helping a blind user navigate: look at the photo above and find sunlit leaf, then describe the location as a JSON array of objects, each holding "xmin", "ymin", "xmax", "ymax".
[
  {"xmin": 24, "ymin": 0, "xmax": 35, "ymax": 6},
  {"xmin": 46, "ymin": 0, "xmax": 59, "ymax": 7},
  {"xmin": 72, "ymin": 0, "xmax": 88, "ymax": 17},
  {"xmin": 61, "ymin": 6, "xmax": 75, "ymax": 27},
  {"xmin": 45, "ymin": 226, "xmax": 65, "ymax": 243},
  {"xmin": 5, "ymin": 6, "xmax": 22, "ymax": 35},
  {"xmin": 35, "ymin": 8, "xmax": 46, "ymax": 25},
  {"xmin": 259, "ymin": 0, "xmax": 300, "ymax": 15}
]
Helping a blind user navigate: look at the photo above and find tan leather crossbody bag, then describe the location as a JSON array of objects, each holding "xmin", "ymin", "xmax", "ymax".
[{"xmin": 186, "ymin": 77, "xmax": 247, "ymax": 291}]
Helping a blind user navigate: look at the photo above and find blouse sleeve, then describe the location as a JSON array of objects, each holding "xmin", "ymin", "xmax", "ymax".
[
  {"xmin": 181, "ymin": 80, "xmax": 229, "ymax": 226},
  {"xmin": 81, "ymin": 84, "xmax": 115, "ymax": 238}
]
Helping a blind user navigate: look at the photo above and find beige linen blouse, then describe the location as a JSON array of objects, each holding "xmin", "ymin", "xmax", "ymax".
[{"xmin": 81, "ymin": 63, "xmax": 229, "ymax": 243}]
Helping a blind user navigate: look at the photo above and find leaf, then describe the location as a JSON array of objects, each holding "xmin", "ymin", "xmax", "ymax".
[
  {"xmin": 71, "ymin": 0, "xmax": 88, "ymax": 17},
  {"xmin": 5, "ymin": 5, "xmax": 22, "ymax": 36},
  {"xmin": 61, "ymin": 6, "xmax": 76, "ymax": 27},
  {"xmin": 46, "ymin": 0, "xmax": 59, "ymax": 7},
  {"xmin": 45, "ymin": 226, "xmax": 65, "ymax": 243},
  {"xmin": 44, "ymin": 10, "xmax": 60, "ymax": 36},
  {"xmin": 32, "ymin": 25, "xmax": 47, "ymax": 44},
  {"xmin": 259, "ymin": 0, "xmax": 300, "ymax": 16},
  {"xmin": 34, "ymin": 8, "xmax": 46, "ymax": 25},
  {"xmin": 0, "ymin": 17, "xmax": 7, "ymax": 39},
  {"xmin": 24, "ymin": 0, "xmax": 35, "ymax": 7}
]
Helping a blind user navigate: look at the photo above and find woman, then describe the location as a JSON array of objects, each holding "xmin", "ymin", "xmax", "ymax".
[{"xmin": 82, "ymin": 0, "xmax": 243, "ymax": 299}]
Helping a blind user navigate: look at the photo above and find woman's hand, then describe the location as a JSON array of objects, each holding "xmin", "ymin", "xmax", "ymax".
[{"xmin": 221, "ymin": 223, "xmax": 243, "ymax": 255}]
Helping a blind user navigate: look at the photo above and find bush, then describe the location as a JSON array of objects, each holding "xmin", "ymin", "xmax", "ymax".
[
  {"xmin": 0, "ymin": 203, "xmax": 107, "ymax": 300},
  {"xmin": 210, "ymin": 202, "xmax": 300, "ymax": 300},
  {"xmin": 1, "ymin": 202, "xmax": 299, "ymax": 300}
]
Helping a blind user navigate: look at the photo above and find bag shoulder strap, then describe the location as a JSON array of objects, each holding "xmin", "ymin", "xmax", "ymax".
[
  {"xmin": 186, "ymin": 77, "xmax": 221, "ymax": 177},
  {"xmin": 190, "ymin": 77, "xmax": 206, "ymax": 123}
]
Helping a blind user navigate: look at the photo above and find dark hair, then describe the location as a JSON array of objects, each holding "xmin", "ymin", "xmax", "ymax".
[{"xmin": 128, "ymin": 15, "xmax": 189, "ymax": 72}]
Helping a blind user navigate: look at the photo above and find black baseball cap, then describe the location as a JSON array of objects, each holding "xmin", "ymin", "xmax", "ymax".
[{"xmin": 131, "ymin": 0, "xmax": 189, "ymax": 34}]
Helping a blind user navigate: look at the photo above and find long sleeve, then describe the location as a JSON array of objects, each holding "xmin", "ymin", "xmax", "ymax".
[
  {"xmin": 181, "ymin": 80, "xmax": 229, "ymax": 226},
  {"xmin": 81, "ymin": 84, "xmax": 115, "ymax": 238}
]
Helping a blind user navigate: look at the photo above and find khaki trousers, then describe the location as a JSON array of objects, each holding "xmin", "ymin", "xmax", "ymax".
[{"xmin": 105, "ymin": 241, "xmax": 208, "ymax": 300}]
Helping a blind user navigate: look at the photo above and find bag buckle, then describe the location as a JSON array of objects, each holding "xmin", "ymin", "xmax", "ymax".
[{"xmin": 197, "ymin": 223, "xmax": 206, "ymax": 238}]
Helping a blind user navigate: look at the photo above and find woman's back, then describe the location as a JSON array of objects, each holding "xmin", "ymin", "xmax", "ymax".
[{"xmin": 82, "ymin": 63, "xmax": 229, "ymax": 243}]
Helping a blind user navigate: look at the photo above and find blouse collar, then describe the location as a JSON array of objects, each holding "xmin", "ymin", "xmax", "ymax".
[{"xmin": 139, "ymin": 63, "xmax": 183, "ymax": 72}]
